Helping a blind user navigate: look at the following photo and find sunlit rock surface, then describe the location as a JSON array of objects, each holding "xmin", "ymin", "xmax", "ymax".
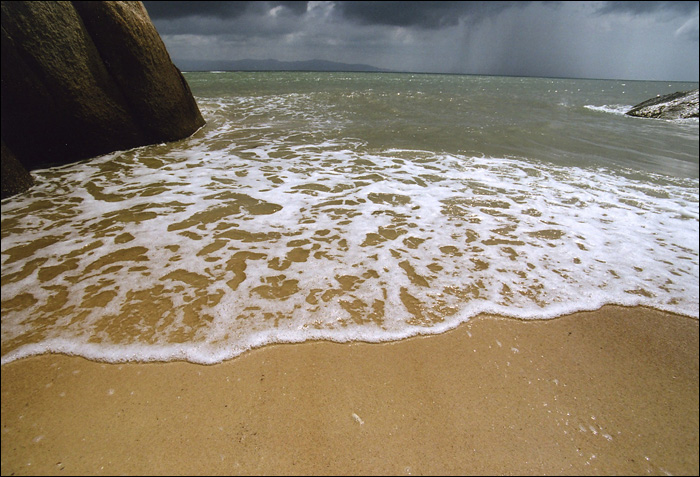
[{"xmin": 626, "ymin": 89, "xmax": 699, "ymax": 120}]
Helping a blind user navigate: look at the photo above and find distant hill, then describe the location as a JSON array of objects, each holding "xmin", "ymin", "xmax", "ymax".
[{"xmin": 176, "ymin": 58, "xmax": 389, "ymax": 73}]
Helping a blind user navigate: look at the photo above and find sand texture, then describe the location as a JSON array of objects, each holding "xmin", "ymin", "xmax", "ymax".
[{"xmin": 1, "ymin": 305, "xmax": 698, "ymax": 475}]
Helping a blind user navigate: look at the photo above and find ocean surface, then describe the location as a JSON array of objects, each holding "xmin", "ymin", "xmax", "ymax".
[{"xmin": 1, "ymin": 72, "xmax": 698, "ymax": 365}]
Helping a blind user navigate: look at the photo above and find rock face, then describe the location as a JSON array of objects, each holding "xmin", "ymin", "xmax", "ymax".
[
  {"xmin": 1, "ymin": 141, "xmax": 34, "ymax": 200},
  {"xmin": 626, "ymin": 89, "xmax": 699, "ymax": 120},
  {"xmin": 1, "ymin": 1, "xmax": 205, "ymax": 198}
]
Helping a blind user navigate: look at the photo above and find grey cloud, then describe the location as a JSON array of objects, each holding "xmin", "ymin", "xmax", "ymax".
[
  {"xmin": 595, "ymin": 1, "xmax": 699, "ymax": 16},
  {"xmin": 675, "ymin": 15, "xmax": 699, "ymax": 40}
]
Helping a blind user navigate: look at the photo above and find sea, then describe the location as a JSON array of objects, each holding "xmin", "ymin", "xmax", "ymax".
[{"xmin": 1, "ymin": 72, "xmax": 698, "ymax": 365}]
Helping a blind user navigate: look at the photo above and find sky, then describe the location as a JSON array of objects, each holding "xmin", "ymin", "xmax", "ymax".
[{"xmin": 142, "ymin": 1, "xmax": 699, "ymax": 81}]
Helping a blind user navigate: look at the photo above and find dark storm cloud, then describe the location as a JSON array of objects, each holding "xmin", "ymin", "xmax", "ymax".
[
  {"xmin": 334, "ymin": 1, "xmax": 527, "ymax": 28},
  {"xmin": 143, "ymin": 1, "xmax": 249, "ymax": 19},
  {"xmin": 143, "ymin": 1, "xmax": 308, "ymax": 20},
  {"xmin": 142, "ymin": 1, "xmax": 699, "ymax": 81},
  {"xmin": 143, "ymin": 1, "xmax": 310, "ymax": 37},
  {"xmin": 143, "ymin": 1, "xmax": 529, "ymax": 29},
  {"xmin": 143, "ymin": 1, "xmax": 699, "ymax": 33}
]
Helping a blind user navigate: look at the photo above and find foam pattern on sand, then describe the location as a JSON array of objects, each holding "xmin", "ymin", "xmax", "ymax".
[{"xmin": 1, "ymin": 97, "xmax": 698, "ymax": 364}]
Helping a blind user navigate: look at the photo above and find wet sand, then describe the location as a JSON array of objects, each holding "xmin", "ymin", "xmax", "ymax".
[{"xmin": 1, "ymin": 305, "xmax": 698, "ymax": 475}]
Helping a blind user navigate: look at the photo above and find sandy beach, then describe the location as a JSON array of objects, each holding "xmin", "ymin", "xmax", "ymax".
[{"xmin": 1, "ymin": 305, "xmax": 698, "ymax": 475}]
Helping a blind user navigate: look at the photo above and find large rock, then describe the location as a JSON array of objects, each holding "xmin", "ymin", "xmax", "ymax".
[
  {"xmin": 1, "ymin": 141, "xmax": 34, "ymax": 200},
  {"xmin": 626, "ymin": 89, "xmax": 699, "ymax": 120},
  {"xmin": 1, "ymin": 1, "xmax": 205, "ymax": 198},
  {"xmin": 73, "ymin": 2, "xmax": 204, "ymax": 143}
]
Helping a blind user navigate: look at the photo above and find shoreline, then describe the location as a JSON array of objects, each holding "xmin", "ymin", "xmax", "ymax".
[{"xmin": 2, "ymin": 305, "xmax": 698, "ymax": 475}]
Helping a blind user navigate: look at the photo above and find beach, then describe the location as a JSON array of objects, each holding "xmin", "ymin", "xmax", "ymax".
[
  {"xmin": 2, "ymin": 305, "xmax": 697, "ymax": 475},
  {"xmin": 2, "ymin": 72, "xmax": 698, "ymax": 476},
  {"xmin": 2, "ymin": 4, "xmax": 699, "ymax": 474}
]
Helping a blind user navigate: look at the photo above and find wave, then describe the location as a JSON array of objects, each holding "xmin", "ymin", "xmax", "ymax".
[
  {"xmin": 2, "ymin": 139, "xmax": 697, "ymax": 365},
  {"xmin": 584, "ymin": 104, "xmax": 633, "ymax": 116}
]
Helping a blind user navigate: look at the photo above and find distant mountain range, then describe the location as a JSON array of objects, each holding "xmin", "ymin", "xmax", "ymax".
[{"xmin": 176, "ymin": 58, "xmax": 389, "ymax": 73}]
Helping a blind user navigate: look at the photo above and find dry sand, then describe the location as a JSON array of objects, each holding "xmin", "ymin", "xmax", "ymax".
[{"xmin": 1, "ymin": 305, "xmax": 698, "ymax": 475}]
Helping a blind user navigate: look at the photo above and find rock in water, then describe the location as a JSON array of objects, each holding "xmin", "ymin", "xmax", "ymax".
[
  {"xmin": 73, "ymin": 2, "xmax": 204, "ymax": 144},
  {"xmin": 626, "ymin": 89, "xmax": 699, "ymax": 120},
  {"xmin": 0, "ymin": 1, "xmax": 205, "ymax": 198}
]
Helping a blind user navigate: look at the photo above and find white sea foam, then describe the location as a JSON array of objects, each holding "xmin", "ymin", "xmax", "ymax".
[
  {"xmin": 584, "ymin": 104, "xmax": 633, "ymax": 116},
  {"xmin": 1, "ymin": 92, "xmax": 698, "ymax": 366}
]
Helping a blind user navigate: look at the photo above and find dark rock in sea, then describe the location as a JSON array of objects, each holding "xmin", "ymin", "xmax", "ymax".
[
  {"xmin": 1, "ymin": 140, "xmax": 34, "ymax": 200},
  {"xmin": 73, "ymin": 2, "xmax": 204, "ymax": 143},
  {"xmin": 626, "ymin": 89, "xmax": 699, "ymax": 120},
  {"xmin": 0, "ymin": 1, "xmax": 205, "ymax": 198}
]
